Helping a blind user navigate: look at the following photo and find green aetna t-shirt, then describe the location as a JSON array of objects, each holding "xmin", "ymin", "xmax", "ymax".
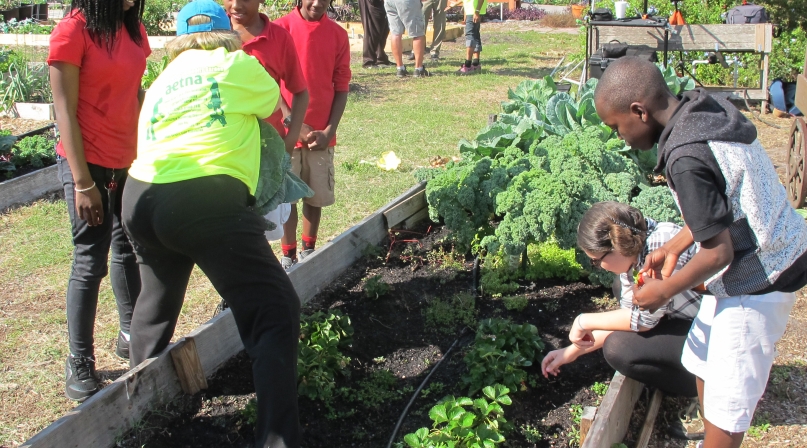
[{"xmin": 130, "ymin": 48, "xmax": 279, "ymax": 194}]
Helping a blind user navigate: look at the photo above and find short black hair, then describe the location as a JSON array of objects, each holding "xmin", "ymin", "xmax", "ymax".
[
  {"xmin": 594, "ymin": 57, "xmax": 671, "ymax": 113},
  {"xmin": 71, "ymin": 0, "xmax": 144, "ymax": 53}
]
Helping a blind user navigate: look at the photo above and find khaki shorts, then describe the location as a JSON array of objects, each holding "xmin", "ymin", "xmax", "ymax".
[{"xmin": 291, "ymin": 146, "xmax": 335, "ymax": 207}]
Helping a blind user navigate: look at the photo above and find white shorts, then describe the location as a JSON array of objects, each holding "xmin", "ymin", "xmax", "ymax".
[{"xmin": 681, "ymin": 292, "xmax": 794, "ymax": 433}]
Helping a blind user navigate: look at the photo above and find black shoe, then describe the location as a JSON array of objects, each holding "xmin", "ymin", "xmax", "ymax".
[
  {"xmin": 115, "ymin": 331, "xmax": 129, "ymax": 360},
  {"xmin": 430, "ymin": 53, "xmax": 440, "ymax": 60},
  {"xmin": 65, "ymin": 355, "xmax": 99, "ymax": 402},
  {"xmin": 396, "ymin": 67, "xmax": 409, "ymax": 78},
  {"xmin": 413, "ymin": 67, "xmax": 431, "ymax": 78},
  {"xmin": 406, "ymin": 52, "xmax": 415, "ymax": 61},
  {"xmin": 376, "ymin": 59, "xmax": 395, "ymax": 66}
]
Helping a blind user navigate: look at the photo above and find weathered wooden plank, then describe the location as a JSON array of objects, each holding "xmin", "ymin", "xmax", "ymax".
[
  {"xmin": 636, "ymin": 389, "xmax": 664, "ymax": 448},
  {"xmin": 384, "ymin": 190, "xmax": 426, "ymax": 228},
  {"xmin": 403, "ymin": 207, "xmax": 430, "ymax": 230},
  {"xmin": 0, "ymin": 165, "xmax": 60, "ymax": 211},
  {"xmin": 21, "ymin": 353, "xmax": 183, "ymax": 448},
  {"xmin": 581, "ymin": 372, "xmax": 644, "ymax": 448},
  {"xmin": 796, "ymin": 74, "xmax": 807, "ymax": 115},
  {"xmin": 169, "ymin": 338, "xmax": 208, "ymax": 395},
  {"xmin": 706, "ymin": 88, "xmax": 767, "ymax": 101},
  {"xmin": 579, "ymin": 406, "xmax": 597, "ymax": 446},
  {"xmin": 594, "ymin": 24, "xmax": 772, "ymax": 52},
  {"xmin": 288, "ymin": 182, "xmax": 427, "ymax": 303}
]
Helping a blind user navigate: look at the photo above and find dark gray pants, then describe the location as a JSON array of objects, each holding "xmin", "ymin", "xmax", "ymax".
[
  {"xmin": 359, "ymin": 0, "xmax": 391, "ymax": 67},
  {"xmin": 464, "ymin": 15, "xmax": 482, "ymax": 53},
  {"xmin": 122, "ymin": 175, "xmax": 301, "ymax": 448},
  {"xmin": 602, "ymin": 317, "xmax": 698, "ymax": 397},
  {"xmin": 58, "ymin": 157, "xmax": 140, "ymax": 358}
]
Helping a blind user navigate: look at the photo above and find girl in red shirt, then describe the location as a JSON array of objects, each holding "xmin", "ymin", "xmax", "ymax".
[{"xmin": 48, "ymin": 0, "xmax": 150, "ymax": 402}]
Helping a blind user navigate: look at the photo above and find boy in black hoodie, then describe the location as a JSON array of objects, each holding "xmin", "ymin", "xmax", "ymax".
[{"xmin": 594, "ymin": 57, "xmax": 807, "ymax": 448}]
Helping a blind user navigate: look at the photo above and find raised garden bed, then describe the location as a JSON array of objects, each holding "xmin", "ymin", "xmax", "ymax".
[{"xmin": 0, "ymin": 123, "xmax": 58, "ymax": 210}]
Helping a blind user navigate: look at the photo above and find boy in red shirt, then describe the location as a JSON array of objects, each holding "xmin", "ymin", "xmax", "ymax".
[
  {"xmin": 275, "ymin": 0, "xmax": 351, "ymax": 269},
  {"xmin": 224, "ymin": 0, "xmax": 309, "ymax": 154}
]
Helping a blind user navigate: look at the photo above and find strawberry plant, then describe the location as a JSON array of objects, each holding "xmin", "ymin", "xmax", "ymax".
[
  {"xmin": 462, "ymin": 319, "xmax": 544, "ymax": 394},
  {"xmin": 297, "ymin": 310, "xmax": 354, "ymax": 401},
  {"xmin": 403, "ymin": 384, "xmax": 513, "ymax": 448}
]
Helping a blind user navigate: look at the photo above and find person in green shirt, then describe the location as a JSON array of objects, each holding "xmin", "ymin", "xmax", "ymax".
[
  {"xmin": 457, "ymin": 0, "xmax": 487, "ymax": 75},
  {"xmin": 121, "ymin": 2, "xmax": 301, "ymax": 447}
]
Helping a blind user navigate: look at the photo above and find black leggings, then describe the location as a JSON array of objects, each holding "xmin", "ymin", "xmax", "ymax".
[
  {"xmin": 122, "ymin": 175, "xmax": 301, "ymax": 448},
  {"xmin": 602, "ymin": 317, "xmax": 697, "ymax": 398}
]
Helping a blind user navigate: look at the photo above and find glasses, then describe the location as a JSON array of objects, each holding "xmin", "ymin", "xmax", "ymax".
[{"xmin": 590, "ymin": 251, "xmax": 610, "ymax": 269}]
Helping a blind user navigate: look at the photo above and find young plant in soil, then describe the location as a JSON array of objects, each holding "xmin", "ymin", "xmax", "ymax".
[
  {"xmin": 462, "ymin": 318, "xmax": 544, "ymax": 395},
  {"xmin": 364, "ymin": 274, "xmax": 390, "ymax": 300},
  {"xmin": 402, "ymin": 384, "xmax": 513, "ymax": 448},
  {"xmin": 297, "ymin": 310, "xmax": 354, "ymax": 401},
  {"xmin": 423, "ymin": 292, "xmax": 476, "ymax": 334}
]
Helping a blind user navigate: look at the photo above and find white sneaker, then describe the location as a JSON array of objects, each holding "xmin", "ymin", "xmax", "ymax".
[{"xmin": 280, "ymin": 256, "xmax": 297, "ymax": 271}]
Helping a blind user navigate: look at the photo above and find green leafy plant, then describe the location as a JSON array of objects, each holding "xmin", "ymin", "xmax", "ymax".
[
  {"xmin": 364, "ymin": 274, "xmax": 390, "ymax": 299},
  {"xmin": 0, "ymin": 61, "xmax": 52, "ymax": 114},
  {"xmin": 423, "ymin": 292, "xmax": 476, "ymax": 334},
  {"xmin": 501, "ymin": 295, "xmax": 528, "ymax": 312},
  {"xmin": 142, "ymin": 55, "xmax": 169, "ymax": 89},
  {"xmin": 241, "ymin": 398, "xmax": 258, "ymax": 426},
  {"xmin": 0, "ymin": 18, "xmax": 54, "ymax": 34},
  {"xmin": 297, "ymin": 310, "xmax": 354, "ymax": 401},
  {"xmin": 340, "ymin": 369, "xmax": 406, "ymax": 411},
  {"xmin": 568, "ymin": 404, "xmax": 583, "ymax": 446},
  {"xmin": 520, "ymin": 423, "xmax": 543, "ymax": 443},
  {"xmin": 657, "ymin": 63, "xmax": 696, "ymax": 95},
  {"xmin": 403, "ymin": 384, "xmax": 513, "ymax": 448},
  {"xmin": 591, "ymin": 381, "xmax": 608, "ymax": 397},
  {"xmin": 10, "ymin": 134, "xmax": 54, "ymax": 169},
  {"xmin": 0, "ymin": 133, "xmax": 18, "ymax": 177},
  {"xmin": 142, "ymin": 0, "xmax": 185, "ymax": 36},
  {"xmin": 462, "ymin": 318, "xmax": 544, "ymax": 394}
]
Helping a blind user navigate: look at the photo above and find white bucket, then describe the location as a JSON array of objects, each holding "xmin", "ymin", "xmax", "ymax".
[
  {"xmin": 264, "ymin": 203, "xmax": 291, "ymax": 241},
  {"xmin": 615, "ymin": 1, "xmax": 628, "ymax": 19}
]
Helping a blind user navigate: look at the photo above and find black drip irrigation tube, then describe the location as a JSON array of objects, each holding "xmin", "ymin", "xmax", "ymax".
[
  {"xmin": 385, "ymin": 329, "xmax": 467, "ymax": 448},
  {"xmin": 385, "ymin": 252, "xmax": 481, "ymax": 446}
]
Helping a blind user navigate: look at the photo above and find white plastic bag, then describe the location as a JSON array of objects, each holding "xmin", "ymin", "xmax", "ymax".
[{"xmin": 264, "ymin": 203, "xmax": 291, "ymax": 241}]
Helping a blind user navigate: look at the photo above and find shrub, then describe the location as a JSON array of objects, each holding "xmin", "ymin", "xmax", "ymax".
[
  {"xmin": 11, "ymin": 135, "xmax": 54, "ymax": 169},
  {"xmin": 462, "ymin": 318, "xmax": 544, "ymax": 394},
  {"xmin": 297, "ymin": 310, "xmax": 354, "ymax": 401},
  {"xmin": 403, "ymin": 385, "xmax": 513, "ymax": 448},
  {"xmin": 142, "ymin": 0, "xmax": 184, "ymax": 36}
]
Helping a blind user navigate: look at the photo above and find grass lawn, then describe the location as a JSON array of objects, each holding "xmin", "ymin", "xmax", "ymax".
[{"xmin": 0, "ymin": 25, "xmax": 578, "ymax": 445}]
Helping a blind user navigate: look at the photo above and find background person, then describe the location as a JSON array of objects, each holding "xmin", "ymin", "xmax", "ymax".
[
  {"xmin": 358, "ymin": 0, "xmax": 393, "ymax": 68},
  {"xmin": 276, "ymin": 0, "xmax": 351, "ymax": 268},
  {"xmin": 224, "ymin": 0, "xmax": 309, "ymax": 155},
  {"xmin": 122, "ymin": 2, "xmax": 301, "ymax": 446},
  {"xmin": 457, "ymin": 0, "xmax": 485, "ymax": 75},
  {"xmin": 421, "ymin": 0, "xmax": 447, "ymax": 60},
  {"xmin": 48, "ymin": 0, "xmax": 150, "ymax": 402},
  {"xmin": 385, "ymin": 0, "xmax": 430, "ymax": 77}
]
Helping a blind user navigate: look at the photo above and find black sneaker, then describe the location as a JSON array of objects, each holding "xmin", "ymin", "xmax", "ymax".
[
  {"xmin": 667, "ymin": 399, "xmax": 705, "ymax": 440},
  {"xmin": 65, "ymin": 355, "xmax": 99, "ymax": 402},
  {"xmin": 413, "ymin": 67, "xmax": 431, "ymax": 78},
  {"xmin": 299, "ymin": 249, "xmax": 315, "ymax": 261},
  {"xmin": 396, "ymin": 67, "xmax": 409, "ymax": 78},
  {"xmin": 406, "ymin": 52, "xmax": 415, "ymax": 61},
  {"xmin": 115, "ymin": 331, "xmax": 129, "ymax": 360}
]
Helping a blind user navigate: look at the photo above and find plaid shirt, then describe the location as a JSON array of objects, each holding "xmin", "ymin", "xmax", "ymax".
[{"xmin": 619, "ymin": 218, "xmax": 702, "ymax": 331}]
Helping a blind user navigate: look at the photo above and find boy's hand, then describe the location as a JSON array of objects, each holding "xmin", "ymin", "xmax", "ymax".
[
  {"xmin": 569, "ymin": 315, "xmax": 595, "ymax": 349},
  {"xmin": 299, "ymin": 123, "xmax": 315, "ymax": 144},
  {"xmin": 473, "ymin": 12, "xmax": 481, "ymax": 23},
  {"xmin": 641, "ymin": 247, "xmax": 679, "ymax": 280},
  {"xmin": 306, "ymin": 130, "xmax": 330, "ymax": 151},
  {"xmin": 541, "ymin": 346, "xmax": 579, "ymax": 378},
  {"xmin": 631, "ymin": 276, "xmax": 669, "ymax": 313}
]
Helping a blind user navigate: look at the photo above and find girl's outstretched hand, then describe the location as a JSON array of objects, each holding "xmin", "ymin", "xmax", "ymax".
[{"xmin": 541, "ymin": 346, "xmax": 579, "ymax": 378}]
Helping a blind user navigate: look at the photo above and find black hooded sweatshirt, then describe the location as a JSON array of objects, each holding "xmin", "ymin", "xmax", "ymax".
[{"xmin": 656, "ymin": 88, "xmax": 807, "ymax": 297}]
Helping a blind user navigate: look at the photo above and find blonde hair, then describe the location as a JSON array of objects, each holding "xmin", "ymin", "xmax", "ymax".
[{"xmin": 166, "ymin": 15, "xmax": 242, "ymax": 60}]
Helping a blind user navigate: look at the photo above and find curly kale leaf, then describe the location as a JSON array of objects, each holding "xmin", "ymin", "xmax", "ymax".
[{"xmin": 630, "ymin": 185, "xmax": 683, "ymax": 225}]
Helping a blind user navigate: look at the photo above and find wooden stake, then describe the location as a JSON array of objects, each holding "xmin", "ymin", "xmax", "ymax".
[
  {"xmin": 581, "ymin": 372, "xmax": 643, "ymax": 448},
  {"xmin": 579, "ymin": 406, "xmax": 597, "ymax": 446},
  {"xmin": 635, "ymin": 389, "xmax": 664, "ymax": 448},
  {"xmin": 170, "ymin": 337, "xmax": 208, "ymax": 395}
]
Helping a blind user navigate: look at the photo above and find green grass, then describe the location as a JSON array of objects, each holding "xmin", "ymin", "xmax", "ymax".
[{"xmin": 0, "ymin": 28, "xmax": 577, "ymax": 445}]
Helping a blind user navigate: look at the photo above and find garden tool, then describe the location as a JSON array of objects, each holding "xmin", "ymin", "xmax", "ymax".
[{"xmin": 669, "ymin": 0, "xmax": 686, "ymax": 25}]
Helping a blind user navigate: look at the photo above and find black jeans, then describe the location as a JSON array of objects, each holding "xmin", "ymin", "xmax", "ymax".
[
  {"xmin": 58, "ymin": 157, "xmax": 140, "ymax": 358},
  {"xmin": 122, "ymin": 175, "xmax": 301, "ymax": 448},
  {"xmin": 602, "ymin": 317, "xmax": 698, "ymax": 397},
  {"xmin": 359, "ymin": 0, "xmax": 391, "ymax": 66}
]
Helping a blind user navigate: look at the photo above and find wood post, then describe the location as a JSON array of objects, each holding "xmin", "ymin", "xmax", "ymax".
[
  {"xmin": 581, "ymin": 372, "xmax": 644, "ymax": 448},
  {"xmin": 579, "ymin": 406, "xmax": 597, "ymax": 446},
  {"xmin": 170, "ymin": 337, "xmax": 208, "ymax": 395},
  {"xmin": 635, "ymin": 389, "xmax": 664, "ymax": 448}
]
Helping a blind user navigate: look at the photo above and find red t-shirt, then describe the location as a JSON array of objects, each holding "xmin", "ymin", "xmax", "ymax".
[
  {"xmin": 275, "ymin": 8, "xmax": 351, "ymax": 147},
  {"xmin": 242, "ymin": 14, "xmax": 307, "ymax": 137},
  {"xmin": 47, "ymin": 11, "xmax": 151, "ymax": 169}
]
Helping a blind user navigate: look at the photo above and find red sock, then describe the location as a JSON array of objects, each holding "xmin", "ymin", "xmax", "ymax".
[
  {"xmin": 282, "ymin": 243, "xmax": 297, "ymax": 259},
  {"xmin": 301, "ymin": 236, "xmax": 317, "ymax": 251}
]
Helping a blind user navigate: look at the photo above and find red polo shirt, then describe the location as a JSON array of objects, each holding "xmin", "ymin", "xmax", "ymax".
[
  {"xmin": 275, "ymin": 8, "xmax": 351, "ymax": 147},
  {"xmin": 241, "ymin": 14, "xmax": 307, "ymax": 137},
  {"xmin": 47, "ymin": 11, "xmax": 151, "ymax": 169}
]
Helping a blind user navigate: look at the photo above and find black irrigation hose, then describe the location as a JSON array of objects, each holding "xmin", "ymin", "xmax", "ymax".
[
  {"xmin": 472, "ymin": 255, "xmax": 481, "ymax": 297},
  {"xmin": 386, "ymin": 329, "xmax": 466, "ymax": 448}
]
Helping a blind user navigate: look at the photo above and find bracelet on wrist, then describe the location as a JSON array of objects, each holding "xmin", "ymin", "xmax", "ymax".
[
  {"xmin": 576, "ymin": 313, "xmax": 585, "ymax": 331},
  {"xmin": 75, "ymin": 182, "xmax": 96, "ymax": 194}
]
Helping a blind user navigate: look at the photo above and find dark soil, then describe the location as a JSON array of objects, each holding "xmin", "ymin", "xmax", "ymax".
[{"xmin": 118, "ymin": 223, "xmax": 617, "ymax": 448}]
